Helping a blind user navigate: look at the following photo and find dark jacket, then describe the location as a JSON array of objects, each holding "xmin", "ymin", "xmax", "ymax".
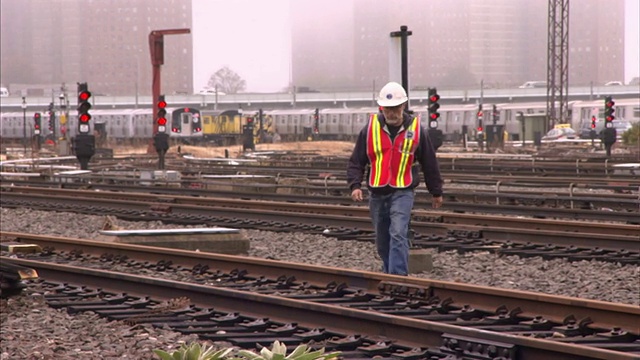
[{"xmin": 347, "ymin": 111, "xmax": 443, "ymax": 197}]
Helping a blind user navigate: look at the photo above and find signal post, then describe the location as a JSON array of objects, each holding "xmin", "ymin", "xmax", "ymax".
[
  {"xmin": 426, "ymin": 88, "xmax": 443, "ymax": 151},
  {"xmin": 602, "ymin": 96, "xmax": 616, "ymax": 157},
  {"xmin": 153, "ymin": 95, "xmax": 169, "ymax": 169},
  {"xmin": 33, "ymin": 112, "xmax": 42, "ymax": 151},
  {"xmin": 73, "ymin": 82, "xmax": 95, "ymax": 170},
  {"xmin": 148, "ymin": 28, "xmax": 190, "ymax": 155},
  {"xmin": 476, "ymin": 104, "xmax": 484, "ymax": 152}
]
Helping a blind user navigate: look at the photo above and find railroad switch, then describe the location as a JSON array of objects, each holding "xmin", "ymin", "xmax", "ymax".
[
  {"xmin": 266, "ymin": 323, "xmax": 299, "ymax": 336},
  {"xmin": 440, "ymin": 333, "xmax": 516, "ymax": 360},
  {"xmin": 518, "ymin": 315, "xmax": 552, "ymax": 331},
  {"xmin": 0, "ymin": 242, "xmax": 42, "ymax": 254},
  {"xmin": 378, "ymin": 281, "xmax": 432, "ymax": 301},
  {"xmin": 294, "ymin": 328, "xmax": 330, "ymax": 342},
  {"xmin": 596, "ymin": 328, "xmax": 637, "ymax": 342},
  {"xmin": 356, "ymin": 341, "xmax": 393, "ymax": 356},
  {"xmin": 387, "ymin": 347, "xmax": 430, "ymax": 360},
  {"xmin": 327, "ymin": 334, "xmax": 364, "ymax": 350},
  {"xmin": 551, "ymin": 316, "xmax": 594, "ymax": 337}
]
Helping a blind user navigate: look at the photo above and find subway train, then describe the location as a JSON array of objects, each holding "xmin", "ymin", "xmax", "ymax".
[
  {"xmin": 0, "ymin": 107, "xmax": 202, "ymax": 144},
  {"xmin": 1, "ymin": 98, "xmax": 637, "ymax": 145}
]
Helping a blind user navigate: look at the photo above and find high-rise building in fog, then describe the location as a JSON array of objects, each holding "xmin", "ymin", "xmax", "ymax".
[
  {"xmin": 291, "ymin": 0, "xmax": 625, "ymax": 91},
  {"xmin": 0, "ymin": 0, "xmax": 193, "ymax": 96}
]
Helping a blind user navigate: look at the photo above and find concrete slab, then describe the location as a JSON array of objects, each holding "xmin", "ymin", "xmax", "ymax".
[
  {"xmin": 98, "ymin": 227, "xmax": 249, "ymax": 255},
  {"xmin": 408, "ymin": 248, "xmax": 433, "ymax": 274}
]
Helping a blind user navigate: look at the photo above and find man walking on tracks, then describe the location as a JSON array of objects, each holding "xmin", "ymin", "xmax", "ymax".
[{"xmin": 347, "ymin": 81, "xmax": 443, "ymax": 275}]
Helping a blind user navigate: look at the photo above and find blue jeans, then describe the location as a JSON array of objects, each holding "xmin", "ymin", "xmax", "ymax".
[{"xmin": 369, "ymin": 188, "xmax": 414, "ymax": 275}]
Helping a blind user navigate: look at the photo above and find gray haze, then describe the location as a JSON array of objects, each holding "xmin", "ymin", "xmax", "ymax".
[{"xmin": 1, "ymin": 0, "xmax": 638, "ymax": 95}]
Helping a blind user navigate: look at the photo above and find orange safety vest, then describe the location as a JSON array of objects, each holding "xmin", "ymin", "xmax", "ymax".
[{"xmin": 366, "ymin": 114, "xmax": 420, "ymax": 188}]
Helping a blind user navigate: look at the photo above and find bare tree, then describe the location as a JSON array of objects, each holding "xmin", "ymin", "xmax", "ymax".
[{"xmin": 207, "ymin": 66, "xmax": 246, "ymax": 94}]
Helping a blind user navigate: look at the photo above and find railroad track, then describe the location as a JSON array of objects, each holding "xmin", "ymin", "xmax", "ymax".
[
  {"xmin": 2, "ymin": 234, "xmax": 638, "ymax": 360},
  {"xmin": 2, "ymin": 180, "xmax": 639, "ymax": 225},
  {"xmin": 1, "ymin": 186, "xmax": 638, "ymax": 256}
]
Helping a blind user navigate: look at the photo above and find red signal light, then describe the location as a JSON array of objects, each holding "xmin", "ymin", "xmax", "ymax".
[
  {"xmin": 430, "ymin": 113, "xmax": 438, "ymax": 120},
  {"xmin": 79, "ymin": 113, "xmax": 91, "ymax": 122},
  {"xmin": 606, "ymin": 101, "xmax": 615, "ymax": 108},
  {"xmin": 35, "ymin": 124, "xmax": 40, "ymax": 129},
  {"xmin": 477, "ymin": 127, "xmax": 483, "ymax": 131},
  {"xmin": 158, "ymin": 118, "xmax": 167, "ymax": 125},
  {"xmin": 79, "ymin": 91, "xmax": 91, "ymax": 101},
  {"xmin": 184, "ymin": 107, "xmax": 189, "ymax": 112},
  {"xmin": 429, "ymin": 95, "xmax": 440, "ymax": 102},
  {"xmin": 477, "ymin": 111, "xmax": 483, "ymax": 117},
  {"xmin": 247, "ymin": 117, "xmax": 254, "ymax": 123},
  {"xmin": 157, "ymin": 100, "xmax": 167, "ymax": 108}
]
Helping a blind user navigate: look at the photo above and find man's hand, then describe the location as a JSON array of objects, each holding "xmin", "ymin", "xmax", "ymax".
[
  {"xmin": 351, "ymin": 188, "xmax": 363, "ymax": 202},
  {"xmin": 432, "ymin": 196, "xmax": 443, "ymax": 209}
]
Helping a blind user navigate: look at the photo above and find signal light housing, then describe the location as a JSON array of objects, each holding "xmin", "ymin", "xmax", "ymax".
[
  {"xmin": 157, "ymin": 95, "xmax": 167, "ymax": 132},
  {"xmin": 477, "ymin": 104, "xmax": 483, "ymax": 133},
  {"xmin": 77, "ymin": 82, "xmax": 91, "ymax": 134},
  {"xmin": 427, "ymin": 88, "xmax": 440, "ymax": 128},
  {"xmin": 604, "ymin": 96, "xmax": 615, "ymax": 122},
  {"xmin": 34, "ymin": 113, "xmax": 41, "ymax": 134}
]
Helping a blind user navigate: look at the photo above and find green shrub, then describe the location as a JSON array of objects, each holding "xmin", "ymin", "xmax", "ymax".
[
  {"xmin": 154, "ymin": 340, "xmax": 341, "ymax": 360},
  {"xmin": 154, "ymin": 342, "xmax": 233, "ymax": 360},
  {"xmin": 621, "ymin": 123, "xmax": 640, "ymax": 145},
  {"xmin": 233, "ymin": 340, "xmax": 341, "ymax": 360}
]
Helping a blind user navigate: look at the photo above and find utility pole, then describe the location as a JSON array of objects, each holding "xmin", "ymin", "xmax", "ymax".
[
  {"xmin": 21, "ymin": 97, "xmax": 27, "ymax": 156},
  {"xmin": 390, "ymin": 25, "xmax": 412, "ymax": 110},
  {"xmin": 546, "ymin": 0, "xmax": 570, "ymax": 130},
  {"xmin": 148, "ymin": 28, "xmax": 190, "ymax": 154}
]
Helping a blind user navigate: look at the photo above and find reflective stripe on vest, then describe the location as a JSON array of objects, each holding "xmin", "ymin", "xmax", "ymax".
[{"xmin": 366, "ymin": 114, "xmax": 421, "ymax": 188}]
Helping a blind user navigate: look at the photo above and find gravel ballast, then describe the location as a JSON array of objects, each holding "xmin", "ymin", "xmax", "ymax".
[{"xmin": 1, "ymin": 207, "xmax": 638, "ymax": 359}]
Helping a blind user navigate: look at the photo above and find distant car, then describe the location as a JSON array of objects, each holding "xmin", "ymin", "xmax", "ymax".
[
  {"xmin": 579, "ymin": 119, "xmax": 632, "ymax": 139},
  {"xmin": 197, "ymin": 88, "xmax": 226, "ymax": 96},
  {"xmin": 604, "ymin": 81, "xmax": 623, "ymax": 86},
  {"xmin": 519, "ymin": 81, "xmax": 547, "ymax": 89},
  {"xmin": 542, "ymin": 127, "xmax": 577, "ymax": 141}
]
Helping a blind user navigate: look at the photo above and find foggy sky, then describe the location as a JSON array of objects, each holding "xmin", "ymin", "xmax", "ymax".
[
  {"xmin": 192, "ymin": 0, "xmax": 291, "ymax": 93},
  {"xmin": 193, "ymin": 0, "xmax": 639, "ymax": 93}
]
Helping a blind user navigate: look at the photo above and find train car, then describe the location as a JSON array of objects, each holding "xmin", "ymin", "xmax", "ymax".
[
  {"xmin": 1, "ymin": 107, "xmax": 202, "ymax": 145},
  {"xmin": 169, "ymin": 106, "xmax": 202, "ymax": 143},
  {"xmin": 90, "ymin": 107, "xmax": 201, "ymax": 144},
  {"xmin": 201, "ymin": 109, "xmax": 274, "ymax": 145},
  {"xmin": 1, "ymin": 111, "xmax": 42, "ymax": 141},
  {"xmin": 3, "ymin": 99, "xmax": 638, "ymax": 146},
  {"xmin": 494, "ymin": 101, "xmax": 552, "ymax": 139},
  {"xmin": 570, "ymin": 98, "xmax": 640, "ymax": 129},
  {"xmin": 201, "ymin": 109, "xmax": 243, "ymax": 145},
  {"xmin": 412, "ymin": 103, "xmax": 483, "ymax": 142},
  {"xmin": 267, "ymin": 108, "xmax": 317, "ymax": 141},
  {"xmin": 318, "ymin": 107, "xmax": 375, "ymax": 140}
]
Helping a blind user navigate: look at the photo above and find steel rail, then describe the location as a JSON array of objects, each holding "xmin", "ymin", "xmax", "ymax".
[
  {"xmin": 3, "ymin": 256, "xmax": 637, "ymax": 360},
  {"xmin": 2, "ymin": 233, "xmax": 638, "ymax": 334},
  {"xmin": 3, "ymin": 181, "xmax": 639, "ymax": 220},
  {"xmin": 1, "ymin": 191, "xmax": 637, "ymax": 251},
  {"xmin": 2, "ymin": 186, "xmax": 639, "ymax": 240}
]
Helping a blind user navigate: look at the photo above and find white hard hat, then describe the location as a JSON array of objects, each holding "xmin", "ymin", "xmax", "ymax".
[{"xmin": 377, "ymin": 82, "xmax": 408, "ymax": 107}]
